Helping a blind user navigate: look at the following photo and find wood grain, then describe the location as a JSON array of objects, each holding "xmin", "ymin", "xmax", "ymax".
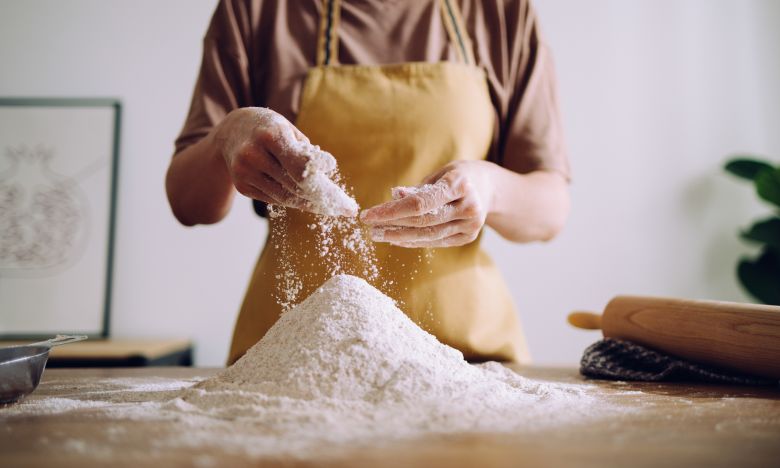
[
  {"xmin": 602, "ymin": 296, "xmax": 780, "ymax": 378},
  {"xmin": 1, "ymin": 367, "xmax": 778, "ymax": 468}
]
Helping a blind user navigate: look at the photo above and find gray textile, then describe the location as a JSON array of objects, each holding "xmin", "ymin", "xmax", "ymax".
[{"xmin": 580, "ymin": 338, "xmax": 776, "ymax": 386}]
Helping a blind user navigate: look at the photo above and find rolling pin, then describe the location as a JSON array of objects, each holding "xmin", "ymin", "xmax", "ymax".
[{"xmin": 568, "ymin": 296, "xmax": 780, "ymax": 379}]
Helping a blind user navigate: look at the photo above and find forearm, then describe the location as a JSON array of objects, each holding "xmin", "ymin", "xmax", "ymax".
[
  {"xmin": 165, "ymin": 130, "xmax": 235, "ymax": 226},
  {"xmin": 484, "ymin": 163, "xmax": 570, "ymax": 243}
]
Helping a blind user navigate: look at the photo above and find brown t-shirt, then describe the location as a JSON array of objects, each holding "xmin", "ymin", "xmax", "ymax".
[{"xmin": 176, "ymin": 0, "xmax": 569, "ymax": 178}]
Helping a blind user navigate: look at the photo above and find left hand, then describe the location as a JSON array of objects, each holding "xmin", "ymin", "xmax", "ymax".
[{"xmin": 360, "ymin": 160, "xmax": 495, "ymax": 248}]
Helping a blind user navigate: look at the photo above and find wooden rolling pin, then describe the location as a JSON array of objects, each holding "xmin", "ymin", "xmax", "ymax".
[{"xmin": 568, "ymin": 296, "xmax": 780, "ymax": 379}]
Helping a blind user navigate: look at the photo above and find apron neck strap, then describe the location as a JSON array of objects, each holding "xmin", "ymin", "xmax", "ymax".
[
  {"xmin": 316, "ymin": 0, "xmax": 476, "ymax": 67},
  {"xmin": 439, "ymin": 0, "xmax": 476, "ymax": 65}
]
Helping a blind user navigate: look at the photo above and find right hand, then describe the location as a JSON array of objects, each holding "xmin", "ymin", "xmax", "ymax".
[{"xmin": 212, "ymin": 107, "xmax": 339, "ymax": 212}]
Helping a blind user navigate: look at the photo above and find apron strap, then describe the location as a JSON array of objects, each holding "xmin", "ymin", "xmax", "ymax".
[
  {"xmin": 316, "ymin": 0, "xmax": 476, "ymax": 67},
  {"xmin": 439, "ymin": 0, "xmax": 476, "ymax": 65},
  {"xmin": 316, "ymin": 0, "xmax": 342, "ymax": 66}
]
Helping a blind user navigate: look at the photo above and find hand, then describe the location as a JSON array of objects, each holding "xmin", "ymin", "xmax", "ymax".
[
  {"xmin": 361, "ymin": 160, "xmax": 495, "ymax": 248},
  {"xmin": 213, "ymin": 107, "xmax": 357, "ymax": 217}
]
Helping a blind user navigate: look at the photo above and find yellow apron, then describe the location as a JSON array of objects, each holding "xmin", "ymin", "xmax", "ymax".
[{"xmin": 229, "ymin": 0, "xmax": 530, "ymax": 365}]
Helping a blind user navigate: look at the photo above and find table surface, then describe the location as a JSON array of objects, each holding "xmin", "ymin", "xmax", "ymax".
[{"xmin": 2, "ymin": 366, "xmax": 779, "ymax": 468}]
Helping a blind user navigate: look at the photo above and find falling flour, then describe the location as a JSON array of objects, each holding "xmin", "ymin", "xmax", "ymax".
[
  {"xmin": 3, "ymin": 275, "xmax": 633, "ymax": 459},
  {"xmin": 256, "ymin": 107, "xmax": 381, "ymax": 308}
]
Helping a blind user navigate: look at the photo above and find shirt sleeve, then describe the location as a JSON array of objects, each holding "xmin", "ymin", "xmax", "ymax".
[
  {"xmin": 497, "ymin": 0, "xmax": 570, "ymax": 180},
  {"xmin": 174, "ymin": 0, "xmax": 254, "ymax": 154}
]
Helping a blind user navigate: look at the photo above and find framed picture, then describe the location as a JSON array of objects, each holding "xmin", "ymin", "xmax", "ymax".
[{"xmin": 0, "ymin": 98, "xmax": 121, "ymax": 339}]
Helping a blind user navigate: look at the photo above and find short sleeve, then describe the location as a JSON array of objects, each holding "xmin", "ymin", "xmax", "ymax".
[
  {"xmin": 174, "ymin": 0, "xmax": 253, "ymax": 154},
  {"xmin": 498, "ymin": 1, "xmax": 570, "ymax": 180}
]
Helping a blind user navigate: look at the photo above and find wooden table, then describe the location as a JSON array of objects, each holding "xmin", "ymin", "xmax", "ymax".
[{"xmin": 2, "ymin": 367, "xmax": 779, "ymax": 467}]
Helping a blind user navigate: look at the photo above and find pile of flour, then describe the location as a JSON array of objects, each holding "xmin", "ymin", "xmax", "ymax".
[
  {"xmin": 4, "ymin": 274, "xmax": 630, "ymax": 458},
  {"xmin": 165, "ymin": 275, "xmax": 596, "ymax": 446},
  {"xmin": 199, "ymin": 273, "xmax": 503, "ymax": 402}
]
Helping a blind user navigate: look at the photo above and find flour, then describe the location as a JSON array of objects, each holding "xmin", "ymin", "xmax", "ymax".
[
  {"xmin": 3, "ymin": 275, "xmax": 629, "ymax": 459},
  {"xmin": 264, "ymin": 109, "xmax": 358, "ymax": 218},
  {"xmin": 200, "ymin": 275, "xmax": 531, "ymax": 404},
  {"xmin": 390, "ymin": 181, "xmax": 455, "ymax": 218},
  {"xmin": 270, "ymin": 207, "xmax": 380, "ymax": 311},
  {"xmin": 224, "ymin": 107, "xmax": 358, "ymax": 218},
  {"xmin": 189, "ymin": 275, "xmax": 586, "ymax": 419},
  {"xmin": 256, "ymin": 108, "xmax": 378, "ymax": 308},
  {"xmin": 299, "ymin": 160, "xmax": 359, "ymax": 218},
  {"xmin": 192, "ymin": 273, "xmax": 609, "ymax": 438}
]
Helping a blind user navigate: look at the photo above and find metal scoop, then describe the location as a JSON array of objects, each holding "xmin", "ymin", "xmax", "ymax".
[{"xmin": 0, "ymin": 335, "xmax": 87, "ymax": 405}]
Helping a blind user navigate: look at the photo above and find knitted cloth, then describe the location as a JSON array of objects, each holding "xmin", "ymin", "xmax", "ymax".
[{"xmin": 580, "ymin": 338, "xmax": 776, "ymax": 386}]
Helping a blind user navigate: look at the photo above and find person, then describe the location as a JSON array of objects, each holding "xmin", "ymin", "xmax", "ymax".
[{"xmin": 166, "ymin": 0, "xmax": 571, "ymax": 365}]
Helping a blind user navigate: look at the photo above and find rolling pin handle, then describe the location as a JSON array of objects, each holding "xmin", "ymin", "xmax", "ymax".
[{"xmin": 567, "ymin": 311, "xmax": 603, "ymax": 330}]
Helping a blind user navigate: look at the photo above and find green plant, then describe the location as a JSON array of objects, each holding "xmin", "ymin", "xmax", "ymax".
[{"xmin": 724, "ymin": 157, "xmax": 780, "ymax": 305}]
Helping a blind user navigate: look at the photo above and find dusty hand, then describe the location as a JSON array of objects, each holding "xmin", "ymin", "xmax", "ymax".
[
  {"xmin": 213, "ymin": 107, "xmax": 356, "ymax": 217},
  {"xmin": 361, "ymin": 161, "xmax": 495, "ymax": 248}
]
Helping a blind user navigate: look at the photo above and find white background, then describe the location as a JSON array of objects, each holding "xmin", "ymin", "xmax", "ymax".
[{"xmin": 1, "ymin": 0, "xmax": 778, "ymax": 365}]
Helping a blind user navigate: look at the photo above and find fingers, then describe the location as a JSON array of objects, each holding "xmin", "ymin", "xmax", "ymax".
[
  {"xmin": 256, "ymin": 173, "xmax": 305, "ymax": 208},
  {"xmin": 223, "ymin": 108, "xmax": 353, "ymax": 215},
  {"xmin": 256, "ymin": 119, "xmax": 354, "ymax": 216},
  {"xmin": 257, "ymin": 151, "xmax": 300, "ymax": 194},
  {"xmin": 233, "ymin": 162, "xmax": 306, "ymax": 208},
  {"xmin": 362, "ymin": 167, "xmax": 471, "ymax": 224},
  {"xmin": 371, "ymin": 219, "xmax": 481, "ymax": 243},
  {"xmin": 232, "ymin": 126, "xmax": 342, "ymax": 212},
  {"xmin": 364, "ymin": 163, "xmax": 487, "ymax": 248},
  {"xmin": 256, "ymin": 118, "xmax": 337, "ymax": 182},
  {"xmin": 368, "ymin": 204, "xmax": 455, "ymax": 228},
  {"xmin": 253, "ymin": 125, "xmax": 306, "ymax": 182},
  {"xmin": 233, "ymin": 181, "xmax": 276, "ymax": 205},
  {"xmin": 391, "ymin": 232, "xmax": 480, "ymax": 249},
  {"xmin": 421, "ymin": 166, "xmax": 450, "ymax": 185},
  {"xmin": 224, "ymin": 108, "xmax": 336, "ymax": 184},
  {"xmin": 361, "ymin": 180, "xmax": 462, "ymax": 224}
]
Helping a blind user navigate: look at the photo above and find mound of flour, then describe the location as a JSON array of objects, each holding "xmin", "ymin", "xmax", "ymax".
[
  {"xmin": 199, "ymin": 274, "xmax": 479, "ymax": 401},
  {"xmin": 184, "ymin": 275, "xmax": 591, "ymax": 436},
  {"xmin": 5, "ymin": 275, "xmax": 625, "ymax": 459}
]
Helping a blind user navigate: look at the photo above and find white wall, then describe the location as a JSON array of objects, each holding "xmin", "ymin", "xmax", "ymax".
[
  {"xmin": 514, "ymin": 0, "xmax": 780, "ymax": 362},
  {"xmin": 1, "ymin": 0, "xmax": 778, "ymax": 366},
  {"xmin": 0, "ymin": 0, "xmax": 261, "ymax": 365}
]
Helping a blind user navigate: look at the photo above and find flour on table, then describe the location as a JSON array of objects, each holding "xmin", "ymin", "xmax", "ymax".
[{"xmin": 3, "ymin": 275, "xmax": 630, "ymax": 459}]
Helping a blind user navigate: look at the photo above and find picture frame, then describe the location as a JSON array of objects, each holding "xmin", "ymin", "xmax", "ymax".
[{"xmin": 0, "ymin": 97, "xmax": 121, "ymax": 339}]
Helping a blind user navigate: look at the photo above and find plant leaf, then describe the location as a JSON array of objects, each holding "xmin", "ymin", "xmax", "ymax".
[
  {"xmin": 737, "ymin": 249, "xmax": 780, "ymax": 305},
  {"xmin": 741, "ymin": 217, "xmax": 780, "ymax": 252},
  {"xmin": 755, "ymin": 167, "xmax": 780, "ymax": 208},
  {"xmin": 725, "ymin": 158, "xmax": 773, "ymax": 181}
]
